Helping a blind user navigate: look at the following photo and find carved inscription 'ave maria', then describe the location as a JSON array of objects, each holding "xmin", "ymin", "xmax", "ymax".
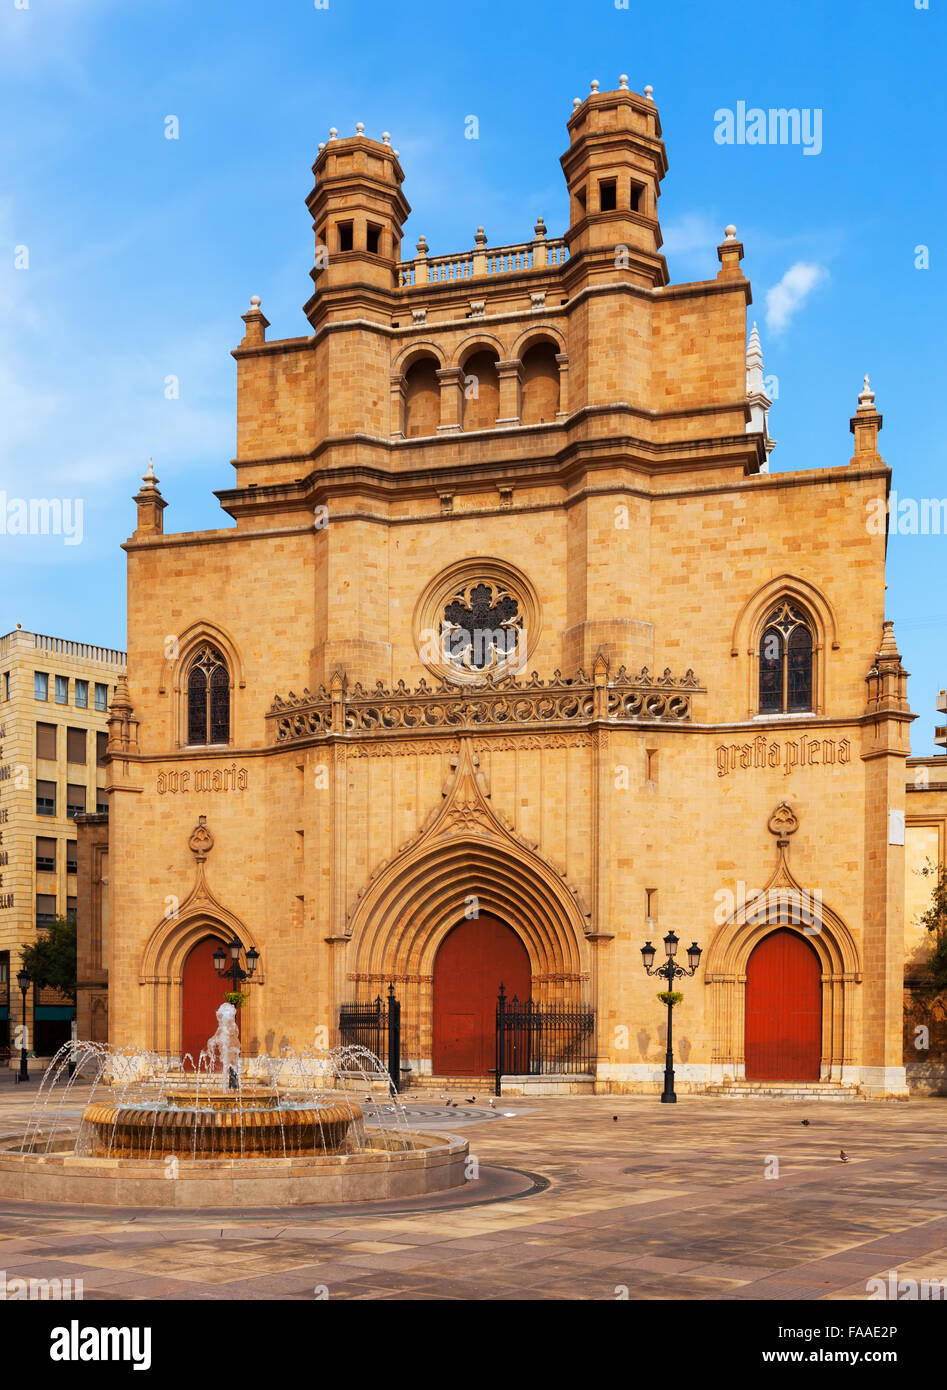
[
  {"xmin": 716, "ymin": 734, "xmax": 851, "ymax": 778},
  {"xmin": 156, "ymin": 765, "xmax": 249, "ymax": 794}
]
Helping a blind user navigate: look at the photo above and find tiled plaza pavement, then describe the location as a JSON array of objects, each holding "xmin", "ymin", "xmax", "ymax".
[{"xmin": 1, "ymin": 1078, "xmax": 946, "ymax": 1301}]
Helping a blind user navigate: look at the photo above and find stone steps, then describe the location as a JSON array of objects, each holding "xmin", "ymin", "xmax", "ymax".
[
  {"xmin": 404, "ymin": 1077, "xmax": 495, "ymax": 1095},
  {"xmin": 704, "ymin": 1083, "xmax": 868, "ymax": 1101}
]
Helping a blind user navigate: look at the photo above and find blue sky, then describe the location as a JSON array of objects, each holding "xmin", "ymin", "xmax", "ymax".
[{"xmin": 1, "ymin": 0, "xmax": 944, "ymax": 750}]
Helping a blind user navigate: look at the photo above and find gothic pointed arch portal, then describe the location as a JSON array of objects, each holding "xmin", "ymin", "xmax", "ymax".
[
  {"xmin": 705, "ymin": 803, "xmax": 862, "ymax": 1083},
  {"xmin": 344, "ymin": 739, "xmax": 592, "ymax": 1070},
  {"xmin": 138, "ymin": 818, "xmax": 261, "ymax": 1057}
]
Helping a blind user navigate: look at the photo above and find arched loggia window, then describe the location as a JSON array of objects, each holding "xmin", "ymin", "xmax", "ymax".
[
  {"xmin": 758, "ymin": 603, "xmax": 813, "ymax": 713},
  {"xmin": 186, "ymin": 645, "xmax": 230, "ymax": 745}
]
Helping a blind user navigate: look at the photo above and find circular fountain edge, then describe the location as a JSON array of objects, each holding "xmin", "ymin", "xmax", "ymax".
[{"xmin": 0, "ymin": 1130, "xmax": 469, "ymax": 1207}]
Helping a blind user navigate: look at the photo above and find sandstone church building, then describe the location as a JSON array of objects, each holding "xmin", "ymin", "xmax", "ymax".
[{"xmin": 104, "ymin": 79, "xmax": 917, "ymax": 1097}]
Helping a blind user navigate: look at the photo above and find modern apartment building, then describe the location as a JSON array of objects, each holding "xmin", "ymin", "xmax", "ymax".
[{"xmin": 0, "ymin": 625, "xmax": 125, "ymax": 1054}]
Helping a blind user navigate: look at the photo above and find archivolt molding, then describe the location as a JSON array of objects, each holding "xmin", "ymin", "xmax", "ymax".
[
  {"xmin": 392, "ymin": 340, "xmax": 448, "ymax": 375},
  {"xmin": 730, "ymin": 573, "xmax": 839, "ymax": 658},
  {"xmin": 510, "ymin": 325, "xmax": 567, "ymax": 358},
  {"xmin": 704, "ymin": 803, "xmax": 861, "ymax": 1079},
  {"xmin": 158, "ymin": 619, "xmax": 246, "ymax": 696},
  {"xmin": 343, "ymin": 738, "xmax": 592, "ymax": 983},
  {"xmin": 704, "ymin": 801, "xmax": 861, "ymax": 982},
  {"xmin": 139, "ymin": 817, "xmax": 260, "ymax": 985},
  {"xmin": 730, "ymin": 574, "xmax": 838, "ymax": 719},
  {"xmin": 455, "ymin": 332, "xmax": 507, "ymax": 368}
]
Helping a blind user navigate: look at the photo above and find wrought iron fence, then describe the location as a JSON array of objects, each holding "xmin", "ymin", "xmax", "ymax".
[
  {"xmin": 495, "ymin": 987, "xmax": 595, "ymax": 1094},
  {"xmin": 338, "ymin": 984, "xmax": 402, "ymax": 1091}
]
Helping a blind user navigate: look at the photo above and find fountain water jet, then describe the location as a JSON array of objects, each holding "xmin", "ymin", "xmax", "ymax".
[{"xmin": 2, "ymin": 1026, "xmax": 467, "ymax": 1207}]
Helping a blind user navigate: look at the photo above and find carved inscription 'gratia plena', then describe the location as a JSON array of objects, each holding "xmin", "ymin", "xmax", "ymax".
[{"xmin": 716, "ymin": 734, "xmax": 851, "ymax": 778}]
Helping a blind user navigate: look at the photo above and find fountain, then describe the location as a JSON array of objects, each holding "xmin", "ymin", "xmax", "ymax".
[{"xmin": 0, "ymin": 1009, "xmax": 468, "ymax": 1207}]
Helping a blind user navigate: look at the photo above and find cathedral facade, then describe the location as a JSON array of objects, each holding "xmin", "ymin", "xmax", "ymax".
[{"xmin": 106, "ymin": 80, "xmax": 914, "ymax": 1096}]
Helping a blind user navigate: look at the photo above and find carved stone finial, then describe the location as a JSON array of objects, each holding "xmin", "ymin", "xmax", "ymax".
[
  {"xmin": 767, "ymin": 801, "xmax": 799, "ymax": 844},
  {"xmin": 188, "ymin": 815, "xmax": 214, "ymax": 862}
]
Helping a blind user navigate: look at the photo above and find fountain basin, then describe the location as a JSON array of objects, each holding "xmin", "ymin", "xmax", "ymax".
[
  {"xmin": 80, "ymin": 1098, "xmax": 359, "ymax": 1158},
  {"xmin": 0, "ymin": 1131, "xmax": 468, "ymax": 1207}
]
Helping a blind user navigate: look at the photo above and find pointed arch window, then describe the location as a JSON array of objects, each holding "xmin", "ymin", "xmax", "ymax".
[
  {"xmin": 759, "ymin": 604, "xmax": 813, "ymax": 714},
  {"xmin": 186, "ymin": 645, "xmax": 230, "ymax": 745}
]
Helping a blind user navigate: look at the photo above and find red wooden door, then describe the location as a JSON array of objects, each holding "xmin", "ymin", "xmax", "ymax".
[
  {"xmin": 433, "ymin": 915, "xmax": 530, "ymax": 1075},
  {"xmin": 181, "ymin": 936, "xmax": 225, "ymax": 1069},
  {"xmin": 745, "ymin": 928, "xmax": 821, "ymax": 1081}
]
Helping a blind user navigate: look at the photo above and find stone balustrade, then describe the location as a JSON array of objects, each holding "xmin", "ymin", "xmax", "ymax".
[
  {"xmin": 269, "ymin": 663, "xmax": 704, "ymax": 744},
  {"xmin": 399, "ymin": 234, "xmax": 568, "ymax": 288}
]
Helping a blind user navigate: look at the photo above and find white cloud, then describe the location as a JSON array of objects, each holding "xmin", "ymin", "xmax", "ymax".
[{"xmin": 765, "ymin": 261, "xmax": 828, "ymax": 334}]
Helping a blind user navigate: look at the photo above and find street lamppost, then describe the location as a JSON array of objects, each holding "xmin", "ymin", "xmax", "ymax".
[
  {"xmin": 212, "ymin": 936, "xmax": 259, "ymax": 995},
  {"xmin": 641, "ymin": 930, "xmax": 702, "ymax": 1104},
  {"xmin": 15, "ymin": 969, "xmax": 30, "ymax": 1084}
]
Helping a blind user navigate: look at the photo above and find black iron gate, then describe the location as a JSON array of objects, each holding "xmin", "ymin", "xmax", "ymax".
[
  {"xmin": 495, "ymin": 984, "xmax": 595, "ymax": 1095},
  {"xmin": 338, "ymin": 983, "xmax": 402, "ymax": 1091}
]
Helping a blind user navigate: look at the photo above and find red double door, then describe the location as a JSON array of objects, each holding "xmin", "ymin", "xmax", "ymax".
[
  {"xmin": 181, "ymin": 936, "xmax": 229, "ymax": 1069},
  {"xmin": 433, "ymin": 914, "xmax": 530, "ymax": 1076},
  {"xmin": 745, "ymin": 928, "xmax": 822, "ymax": 1081}
]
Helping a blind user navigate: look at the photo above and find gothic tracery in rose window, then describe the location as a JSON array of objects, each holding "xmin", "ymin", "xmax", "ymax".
[{"xmin": 440, "ymin": 582, "xmax": 524, "ymax": 674}]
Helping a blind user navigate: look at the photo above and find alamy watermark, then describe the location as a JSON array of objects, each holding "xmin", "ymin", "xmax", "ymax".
[
  {"xmin": 714, "ymin": 102, "xmax": 822, "ymax": 156},
  {"xmin": 0, "ymin": 493, "xmax": 83, "ymax": 545},
  {"xmin": 867, "ymin": 490, "xmax": 947, "ymax": 536}
]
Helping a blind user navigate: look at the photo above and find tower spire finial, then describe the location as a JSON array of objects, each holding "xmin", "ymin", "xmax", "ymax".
[
  {"xmin": 850, "ymin": 373, "xmax": 883, "ymax": 464},
  {"xmin": 133, "ymin": 459, "xmax": 167, "ymax": 537}
]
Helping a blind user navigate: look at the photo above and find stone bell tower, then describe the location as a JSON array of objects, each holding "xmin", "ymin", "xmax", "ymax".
[
  {"xmin": 303, "ymin": 124, "xmax": 411, "ymax": 327},
  {"xmin": 560, "ymin": 74, "xmax": 669, "ymax": 288}
]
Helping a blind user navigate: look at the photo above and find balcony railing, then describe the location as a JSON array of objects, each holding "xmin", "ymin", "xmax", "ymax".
[{"xmin": 399, "ymin": 235, "xmax": 568, "ymax": 289}]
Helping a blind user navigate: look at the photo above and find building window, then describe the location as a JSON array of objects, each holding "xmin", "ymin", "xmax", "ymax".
[
  {"xmin": 54, "ymin": 675, "xmax": 69, "ymax": 704},
  {"xmin": 36, "ymin": 837, "xmax": 56, "ymax": 873},
  {"xmin": 3, "ymin": 671, "xmax": 9, "ymax": 700},
  {"xmin": 66, "ymin": 898, "xmax": 77, "ymax": 925},
  {"xmin": 599, "ymin": 177, "xmax": 617, "ymax": 211},
  {"xmin": 36, "ymin": 894, "xmax": 57, "ymax": 930},
  {"xmin": 441, "ymin": 583, "xmax": 524, "ymax": 674},
  {"xmin": 36, "ymin": 780, "xmax": 56, "ymax": 816},
  {"xmin": 96, "ymin": 798, "xmax": 108, "ymax": 814},
  {"xmin": 96, "ymin": 731, "xmax": 108, "ymax": 766},
  {"xmin": 338, "ymin": 220, "xmax": 354, "ymax": 252},
  {"xmin": 66, "ymin": 727, "xmax": 87, "ymax": 764},
  {"xmin": 94, "ymin": 683, "xmax": 108, "ymax": 711},
  {"xmin": 75, "ymin": 679, "xmax": 88, "ymax": 708},
  {"xmin": 34, "ymin": 671, "xmax": 48, "ymax": 701},
  {"xmin": 66, "ymin": 842, "xmax": 78, "ymax": 874},
  {"xmin": 759, "ymin": 603, "xmax": 814, "ymax": 714},
  {"xmin": 66, "ymin": 783, "xmax": 86, "ymax": 818},
  {"xmin": 36, "ymin": 722, "xmax": 57, "ymax": 760},
  {"xmin": 186, "ymin": 645, "xmax": 230, "ymax": 746}
]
